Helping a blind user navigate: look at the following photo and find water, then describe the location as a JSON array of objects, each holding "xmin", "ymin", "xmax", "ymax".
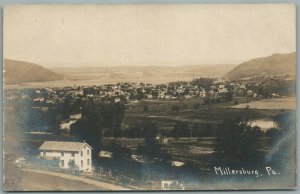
[
  {"xmin": 60, "ymin": 113, "xmax": 82, "ymax": 130},
  {"xmin": 251, "ymin": 119, "xmax": 276, "ymax": 131}
]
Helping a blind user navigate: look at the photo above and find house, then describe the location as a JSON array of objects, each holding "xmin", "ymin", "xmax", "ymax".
[
  {"xmin": 114, "ymin": 97, "xmax": 121, "ymax": 103},
  {"xmin": 39, "ymin": 141, "xmax": 92, "ymax": 172},
  {"xmin": 156, "ymin": 136, "xmax": 169, "ymax": 144},
  {"xmin": 99, "ymin": 150, "xmax": 113, "ymax": 158},
  {"xmin": 158, "ymin": 92, "xmax": 165, "ymax": 99},
  {"xmin": 247, "ymin": 90, "xmax": 254, "ymax": 97},
  {"xmin": 161, "ymin": 180, "xmax": 184, "ymax": 190},
  {"xmin": 14, "ymin": 157, "xmax": 26, "ymax": 168},
  {"xmin": 146, "ymin": 94, "xmax": 153, "ymax": 99},
  {"xmin": 146, "ymin": 180, "xmax": 184, "ymax": 190},
  {"xmin": 199, "ymin": 90, "xmax": 206, "ymax": 97},
  {"xmin": 171, "ymin": 161, "xmax": 184, "ymax": 167},
  {"xmin": 272, "ymin": 93, "xmax": 280, "ymax": 98}
]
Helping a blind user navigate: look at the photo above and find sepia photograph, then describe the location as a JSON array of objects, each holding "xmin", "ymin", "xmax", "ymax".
[{"xmin": 2, "ymin": 4, "xmax": 297, "ymax": 191}]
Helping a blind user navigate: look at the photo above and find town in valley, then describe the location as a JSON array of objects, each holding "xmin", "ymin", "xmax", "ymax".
[
  {"xmin": 4, "ymin": 53, "xmax": 296, "ymax": 190},
  {"xmin": 3, "ymin": 4, "xmax": 296, "ymax": 191}
]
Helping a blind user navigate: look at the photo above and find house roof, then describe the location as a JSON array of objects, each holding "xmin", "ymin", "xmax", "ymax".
[{"xmin": 39, "ymin": 141, "xmax": 92, "ymax": 152}]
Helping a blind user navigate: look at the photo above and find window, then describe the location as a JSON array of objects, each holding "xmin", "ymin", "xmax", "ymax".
[
  {"xmin": 43, "ymin": 151, "xmax": 46, "ymax": 156},
  {"xmin": 81, "ymin": 151, "xmax": 83, "ymax": 157},
  {"xmin": 61, "ymin": 160, "xmax": 64, "ymax": 167},
  {"xmin": 81, "ymin": 160, "xmax": 83, "ymax": 167},
  {"xmin": 87, "ymin": 150, "xmax": 90, "ymax": 155},
  {"xmin": 61, "ymin": 152, "xmax": 64, "ymax": 157},
  {"xmin": 87, "ymin": 159, "xmax": 90, "ymax": 166},
  {"xmin": 71, "ymin": 153, "xmax": 75, "ymax": 157}
]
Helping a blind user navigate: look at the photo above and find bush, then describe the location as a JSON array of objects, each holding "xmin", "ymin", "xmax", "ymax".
[
  {"xmin": 171, "ymin": 105, "xmax": 180, "ymax": 112},
  {"xmin": 193, "ymin": 103, "xmax": 201, "ymax": 109},
  {"xmin": 143, "ymin": 105, "xmax": 149, "ymax": 112},
  {"xmin": 68, "ymin": 159, "xmax": 80, "ymax": 174},
  {"xmin": 203, "ymin": 98, "xmax": 211, "ymax": 104},
  {"xmin": 172, "ymin": 122, "xmax": 190, "ymax": 138}
]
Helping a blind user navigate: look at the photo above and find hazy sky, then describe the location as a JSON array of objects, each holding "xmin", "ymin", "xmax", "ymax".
[{"xmin": 4, "ymin": 4, "xmax": 295, "ymax": 67}]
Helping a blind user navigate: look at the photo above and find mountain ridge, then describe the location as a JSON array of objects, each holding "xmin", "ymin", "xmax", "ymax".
[
  {"xmin": 224, "ymin": 52, "xmax": 296, "ymax": 80},
  {"xmin": 4, "ymin": 59, "xmax": 64, "ymax": 85}
]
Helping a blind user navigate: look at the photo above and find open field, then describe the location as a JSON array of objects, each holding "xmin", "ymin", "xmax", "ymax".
[
  {"xmin": 123, "ymin": 98, "xmax": 286, "ymax": 132},
  {"xmin": 232, "ymin": 97, "xmax": 296, "ymax": 110},
  {"xmin": 19, "ymin": 169, "xmax": 104, "ymax": 191}
]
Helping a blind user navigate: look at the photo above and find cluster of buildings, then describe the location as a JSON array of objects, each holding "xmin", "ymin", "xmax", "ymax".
[{"xmin": 5, "ymin": 79, "xmax": 274, "ymax": 107}]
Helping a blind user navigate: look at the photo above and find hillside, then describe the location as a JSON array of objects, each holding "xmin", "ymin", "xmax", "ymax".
[
  {"xmin": 224, "ymin": 52, "xmax": 296, "ymax": 80},
  {"xmin": 4, "ymin": 59, "xmax": 64, "ymax": 85},
  {"xmin": 50, "ymin": 64, "xmax": 235, "ymax": 83}
]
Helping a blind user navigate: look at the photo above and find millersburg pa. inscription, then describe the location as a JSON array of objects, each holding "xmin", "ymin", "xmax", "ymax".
[{"xmin": 213, "ymin": 166, "xmax": 280, "ymax": 178}]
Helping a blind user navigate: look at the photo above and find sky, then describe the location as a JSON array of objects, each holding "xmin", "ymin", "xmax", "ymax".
[{"xmin": 4, "ymin": 4, "xmax": 296, "ymax": 67}]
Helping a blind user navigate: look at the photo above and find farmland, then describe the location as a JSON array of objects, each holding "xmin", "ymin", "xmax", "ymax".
[
  {"xmin": 122, "ymin": 97, "xmax": 286, "ymax": 132},
  {"xmin": 3, "ymin": 80, "xmax": 296, "ymax": 189},
  {"xmin": 232, "ymin": 96, "xmax": 296, "ymax": 110}
]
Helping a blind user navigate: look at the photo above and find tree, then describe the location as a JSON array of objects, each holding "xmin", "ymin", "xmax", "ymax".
[
  {"xmin": 123, "ymin": 126, "xmax": 143, "ymax": 138},
  {"xmin": 143, "ymin": 105, "xmax": 149, "ymax": 112},
  {"xmin": 225, "ymin": 91, "xmax": 233, "ymax": 101},
  {"xmin": 172, "ymin": 122, "xmax": 191, "ymax": 138},
  {"xmin": 193, "ymin": 103, "xmax": 200, "ymax": 109},
  {"xmin": 70, "ymin": 101, "xmax": 125, "ymax": 158},
  {"xmin": 193, "ymin": 123, "xmax": 215, "ymax": 137},
  {"xmin": 61, "ymin": 95, "xmax": 73, "ymax": 119},
  {"xmin": 171, "ymin": 105, "xmax": 180, "ymax": 112},
  {"xmin": 112, "ymin": 127, "xmax": 122, "ymax": 138},
  {"xmin": 203, "ymin": 97, "xmax": 211, "ymax": 105},
  {"xmin": 68, "ymin": 159, "xmax": 79, "ymax": 174},
  {"xmin": 214, "ymin": 118, "xmax": 261, "ymax": 166},
  {"xmin": 137, "ymin": 122, "xmax": 170, "ymax": 161},
  {"xmin": 71, "ymin": 116, "xmax": 103, "ymax": 157},
  {"xmin": 109, "ymin": 140, "xmax": 133, "ymax": 177},
  {"xmin": 143, "ymin": 122, "xmax": 160, "ymax": 146},
  {"xmin": 191, "ymin": 78, "xmax": 213, "ymax": 90}
]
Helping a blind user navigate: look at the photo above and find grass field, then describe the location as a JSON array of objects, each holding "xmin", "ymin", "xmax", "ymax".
[
  {"xmin": 123, "ymin": 98, "xmax": 286, "ymax": 132},
  {"xmin": 19, "ymin": 170, "xmax": 104, "ymax": 191},
  {"xmin": 232, "ymin": 97, "xmax": 296, "ymax": 110}
]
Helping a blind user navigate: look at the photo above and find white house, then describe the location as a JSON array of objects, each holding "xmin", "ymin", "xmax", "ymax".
[
  {"xmin": 160, "ymin": 180, "xmax": 184, "ymax": 190},
  {"xmin": 39, "ymin": 141, "xmax": 92, "ymax": 172}
]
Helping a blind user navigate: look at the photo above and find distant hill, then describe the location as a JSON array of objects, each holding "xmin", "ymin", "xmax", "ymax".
[
  {"xmin": 4, "ymin": 59, "xmax": 64, "ymax": 85},
  {"xmin": 224, "ymin": 52, "xmax": 296, "ymax": 80},
  {"xmin": 50, "ymin": 64, "xmax": 235, "ymax": 84}
]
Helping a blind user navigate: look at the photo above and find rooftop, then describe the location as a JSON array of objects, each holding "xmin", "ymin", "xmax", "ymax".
[{"xmin": 39, "ymin": 141, "xmax": 92, "ymax": 152}]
